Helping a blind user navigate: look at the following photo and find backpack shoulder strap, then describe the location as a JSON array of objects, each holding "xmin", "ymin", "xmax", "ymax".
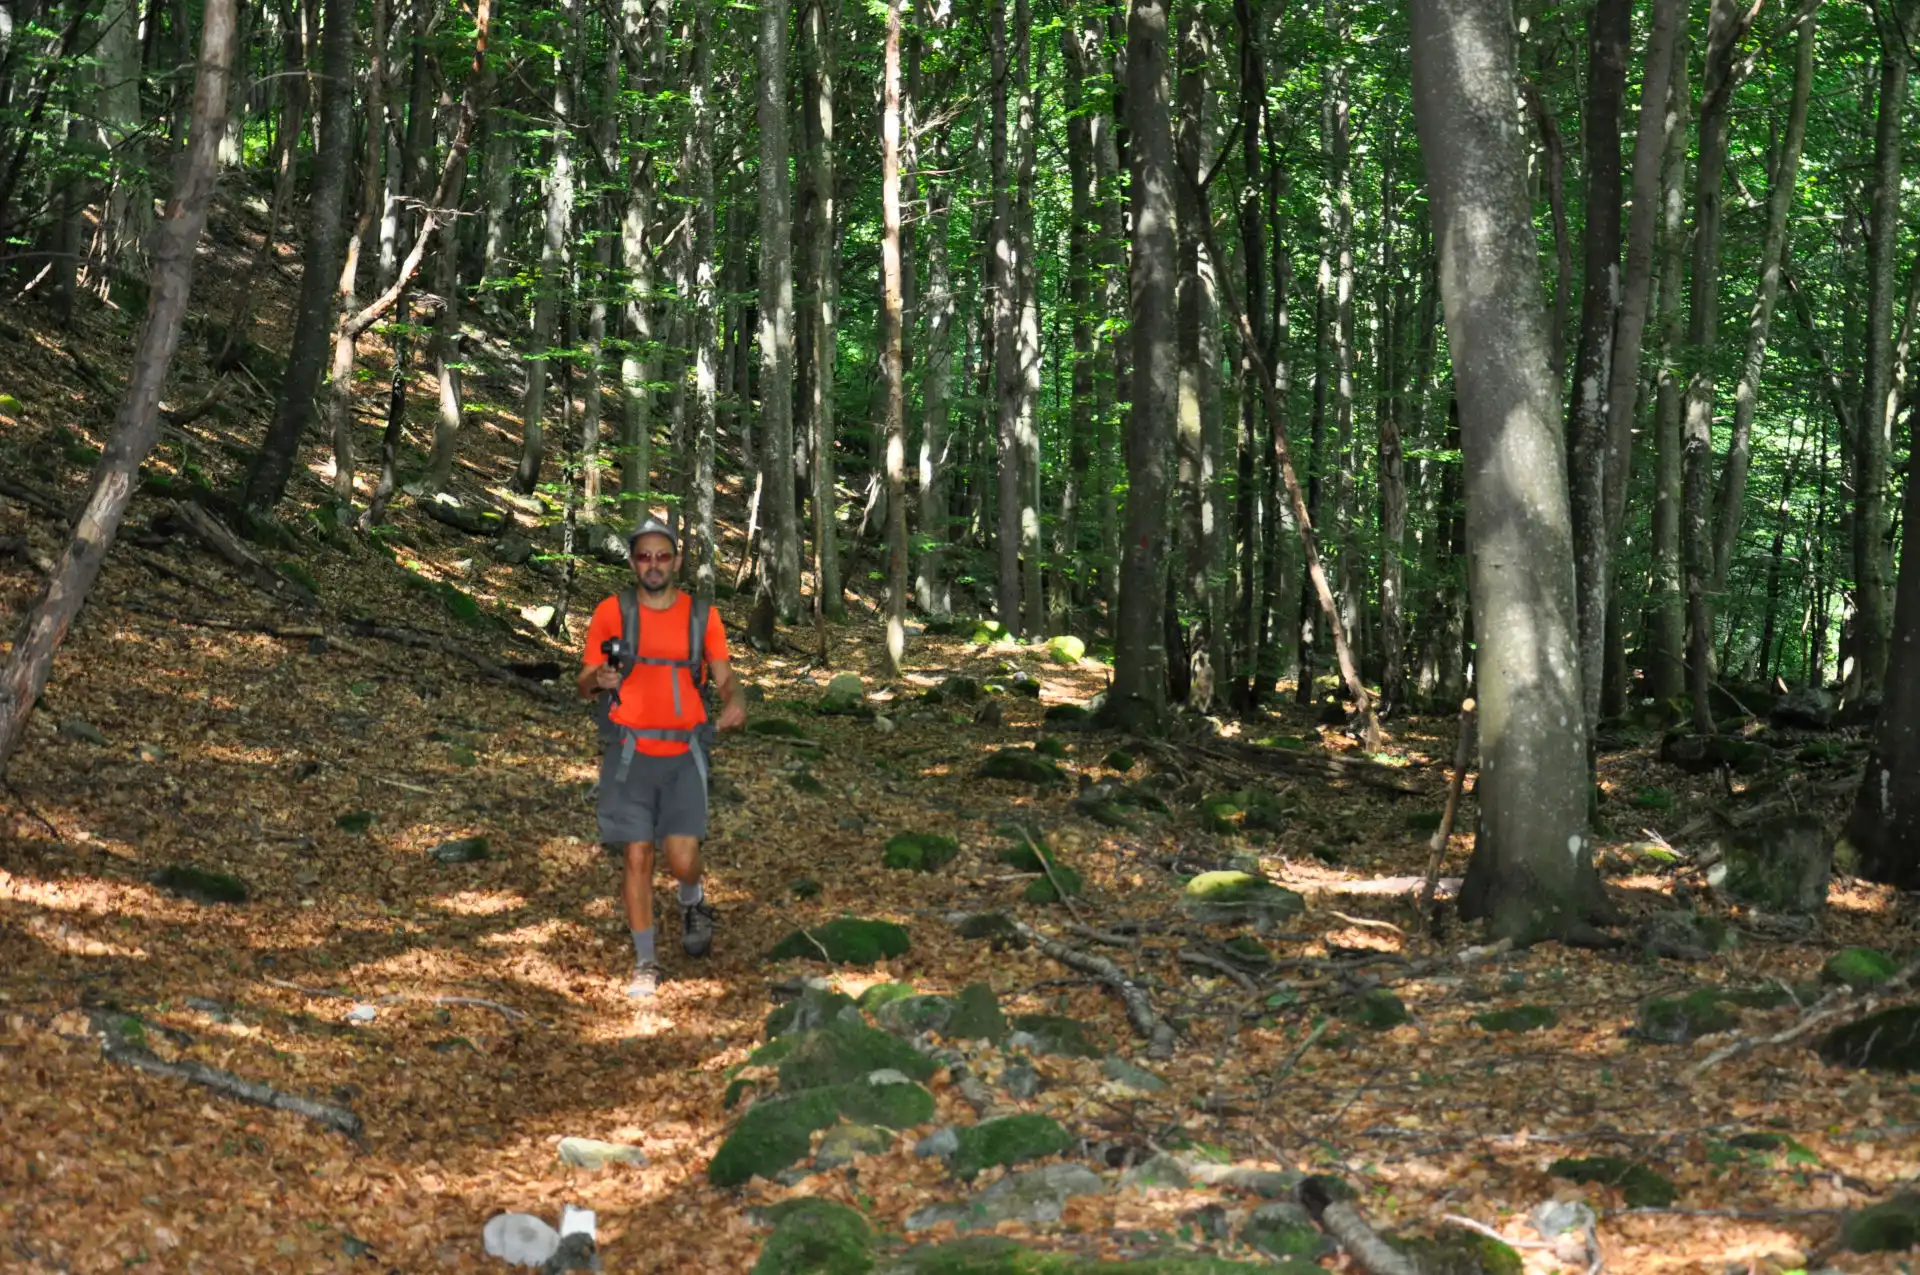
[
  {"xmin": 619, "ymin": 588, "xmax": 640, "ymax": 658},
  {"xmin": 687, "ymin": 600, "xmax": 713, "ymax": 685}
]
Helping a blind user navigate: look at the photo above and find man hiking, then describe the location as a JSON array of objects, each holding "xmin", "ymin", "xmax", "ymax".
[{"xmin": 577, "ymin": 518, "xmax": 746, "ymax": 999}]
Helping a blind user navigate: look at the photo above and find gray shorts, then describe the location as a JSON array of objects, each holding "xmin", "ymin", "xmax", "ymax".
[{"xmin": 597, "ymin": 746, "xmax": 708, "ymax": 845}]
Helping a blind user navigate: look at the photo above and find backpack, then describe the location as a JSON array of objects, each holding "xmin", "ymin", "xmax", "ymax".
[{"xmin": 592, "ymin": 590, "xmax": 717, "ymax": 789}]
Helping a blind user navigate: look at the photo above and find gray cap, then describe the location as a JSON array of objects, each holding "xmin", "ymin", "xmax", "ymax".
[{"xmin": 627, "ymin": 517, "xmax": 678, "ymax": 551}]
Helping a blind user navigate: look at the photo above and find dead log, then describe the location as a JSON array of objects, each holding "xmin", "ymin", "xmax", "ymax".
[
  {"xmin": 164, "ymin": 499, "xmax": 318, "ymax": 608},
  {"xmin": 1191, "ymin": 741, "xmax": 1423, "ymax": 796},
  {"xmin": 96, "ymin": 1016, "xmax": 364, "ymax": 1139},
  {"xmin": 347, "ymin": 622, "xmax": 567, "ymax": 704}
]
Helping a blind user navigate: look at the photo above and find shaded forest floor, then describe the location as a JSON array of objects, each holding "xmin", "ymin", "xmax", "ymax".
[{"xmin": 2, "ymin": 192, "xmax": 1918, "ymax": 1274}]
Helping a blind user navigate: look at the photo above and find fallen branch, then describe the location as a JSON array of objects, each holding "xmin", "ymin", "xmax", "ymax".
[
  {"xmin": 1299, "ymin": 1179, "xmax": 1418, "ymax": 1275},
  {"xmin": 346, "ymin": 622, "xmax": 567, "ymax": 704},
  {"xmin": 375, "ymin": 993, "xmax": 526, "ymax": 1022},
  {"xmin": 164, "ymin": 499, "xmax": 317, "ymax": 608},
  {"xmin": 1691, "ymin": 953, "xmax": 1920, "ymax": 1079},
  {"xmin": 1023, "ymin": 825, "xmax": 1086, "ymax": 922},
  {"xmin": 0, "ymin": 475, "xmax": 72, "ymax": 521},
  {"xmin": 1177, "ymin": 948, "xmax": 1261, "ymax": 995},
  {"xmin": 1192, "ymin": 741, "xmax": 1420, "ymax": 796},
  {"xmin": 1419, "ymin": 698, "xmax": 1476, "ymax": 928},
  {"xmin": 1440, "ymin": 1214, "xmax": 1550, "ymax": 1251},
  {"xmin": 999, "ymin": 915, "xmax": 1177, "ymax": 1059},
  {"xmin": 1322, "ymin": 910, "xmax": 1408, "ymax": 938},
  {"xmin": 97, "ymin": 1018, "xmax": 364, "ymax": 1139},
  {"xmin": 0, "ymin": 536, "xmax": 54, "ymax": 575},
  {"xmin": 159, "ymin": 378, "xmax": 231, "ymax": 428}
]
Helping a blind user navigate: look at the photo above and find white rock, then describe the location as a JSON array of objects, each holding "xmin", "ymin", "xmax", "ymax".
[
  {"xmin": 558, "ymin": 1205, "xmax": 597, "ymax": 1239},
  {"xmin": 874, "ymin": 715, "xmax": 896, "ymax": 734},
  {"xmin": 483, "ymin": 1213, "xmax": 560, "ymax": 1267},
  {"xmin": 345, "ymin": 1004, "xmax": 377, "ymax": 1024}
]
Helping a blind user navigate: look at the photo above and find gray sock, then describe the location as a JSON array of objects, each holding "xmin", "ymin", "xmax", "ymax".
[
  {"xmin": 631, "ymin": 928, "xmax": 656, "ymax": 966},
  {"xmin": 677, "ymin": 880, "xmax": 704, "ymax": 906}
]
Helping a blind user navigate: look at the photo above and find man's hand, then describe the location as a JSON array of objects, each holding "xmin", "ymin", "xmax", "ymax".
[
  {"xmin": 715, "ymin": 697, "xmax": 747, "ymax": 732},
  {"xmin": 578, "ymin": 663, "xmax": 623, "ymax": 699}
]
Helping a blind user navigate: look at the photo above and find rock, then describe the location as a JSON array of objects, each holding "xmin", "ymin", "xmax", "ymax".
[
  {"xmin": 1047, "ymin": 635, "xmax": 1087, "ymax": 665},
  {"xmin": 1770, "ymin": 686, "xmax": 1838, "ymax": 730},
  {"xmin": 1387, "ymin": 1230, "xmax": 1523, "ymax": 1275},
  {"xmin": 1821, "ymin": 1006, "xmax": 1920, "ymax": 1071},
  {"xmin": 883, "ymin": 831, "xmax": 960, "ymax": 873},
  {"xmin": 949, "ymin": 1114, "xmax": 1074, "ymax": 1179},
  {"xmin": 429, "ymin": 835, "xmax": 490, "ymax": 864},
  {"xmin": 1008, "ymin": 1013, "xmax": 1101, "ymax": 1058},
  {"xmin": 767, "ymin": 918, "xmax": 912, "ymax": 965},
  {"xmin": 874, "ymin": 715, "xmax": 896, "ymax": 734},
  {"xmin": 1342, "ymin": 989, "xmax": 1410, "ymax": 1030},
  {"xmin": 970, "ymin": 620, "xmax": 1008, "ymax": 645},
  {"xmin": 557, "ymin": 1137, "xmax": 647, "ymax": 1169},
  {"xmin": 1183, "ymin": 1203, "xmax": 1232, "ymax": 1242},
  {"xmin": 753, "ymin": 1197, "xmax": 875, "ymax": 1274},
  {"xmin": 1637, "ymin": 989, "xmax": 1739, "ymax": 1044},
  {"xmin": 905, "ymin": 1162, "xmax": 1105, "ymax": 1232},
  {"xmin": 874, "ymin": 993, "xmax": 957, "ymax": 1037},
  {"xmin": 777, "ymin": 1018, "xmax": 937, "ymax": 1090},
  {"xmin": 748, "ymin": 717, "xmax": 809, "ymax": 739},
  {"xmin": 953, "ymin": 911, "xmax": 1024, "ymax": 947},
  {"xmin": 1021, "ymin": 864, "xmax": 1084, "ymax": 905},
  {"xmin": 137, "ymin": 741, "xmax": 167, "ymax": 763},
  {"xmin": 1180, "ymin": 870, "xmax": 1305, "ymax": 927},
  {"xmin": 1004, "ymin": 669, "xmax": 1043, "ymax": 698},
  {"xmin": 1823, "ymin": 947, "xmax": 1899, "ymax": 990},
  {"xmin": 1529, "ymin": 1200, "xmax": 1599, "ymax": 1267},
  {"xmin": 520, "ymin": 605, "xmax": 557, "ymax": 629},
  {"xmin": 973, "ymin": 701, "xmax": 1004, "ymax": 727},
  {"xmin": 766, "ymin": 986, "xmax": 859, "ymax": 1038},
  {"xmin": 58, "ymin": 718, "xmax": 106, "ymax": 746},
  {"xmin": 490, "ymin": 533, "xmax": 535, "ymax": 565},
  {"xmin": 995, "ymin": 833, "xmax": 1055, "ymax": 872},
  {"xmin": 915, "ymin": 1127, "xmax": 961, "ymax": 1160},
  {"xmin": 1070, "ymin": 792, "xmax": 1135, "ymax": 829},
  {"xmin": 1716, "ymin": 814, "xmax": 1831, "ymax": 913},
  {"xmin": 1661, "ymin": 731, "xmax": 1774, "ymax": 775},
  {"xmin": 977, "ymin": 749, "xmax": 1067, "ymax": 785},
  {"xmin": 856, "ymin": 982, "xmax": 917, "ymax": 1010},
  {"xmin": 1120, "ymin": 1153, "xmax": 1191, "ymax": 1191},
  {"xmin": 1548, "ymin": 1156, "xmax": 1677, "ymax": 1208},
  {"xmin": 1041, "ymin": 703, "xmax": 1091, "ymax": 729},
  {"xmin": 337, "ymin": 810, "xmax": 375, "ymax": 834},
  {"xmin": 1002, "ymin": 1061, "xmax": 1041, "ymax": 1099},
  {"xmin": 947, "ymin": 983, "xmax": 1008, "ymax": 1042},
  {"xmin": 1185, "ymin": 1161, "xmax": 1302, "ymax": 1198},
  {"xmin": 484, "ymin": 1213, "xmax": 561, "ymax": 1268},
  {"xmin": 877, "ymin": 1238, "xmax": 1036, "ymax": 1273},
  {"xmin": 1033, "ymin": 736, "xmax": 1070, "ymax": 759},
  {"xmin": 1240, "ymin": 1201, "xmax": 1332, "ymax": 1261},
  {"xmin": 789, "ymin": 877, "xmax": 822, "ymax": 899},
  {"xmin": 707, "ymin": 1089, "xmax": 843, "ymax": 1186},
  {"xmin": 150, "ymin": 864, "xmax": 247, "ymax": 904},
  {"xmin": 821, "ymin": 673, "xmax": 868, "ymax": 716},
  {"xmin": 1471, "ymin": 1004, "xmax": 1557, "ymax": 1033},
  {"xmin": 540, "ymin": 1232, "xmax": 601, "ymax": 1274},
  {"xmin": 1638, "ymin": 910, "xmax": 1734, "ymax": 961},
  {"xmin": 929, "ymin": 674, "xmax": 983, "ymax": 704},
  {"xmin": 1841, "ymin": 1193, "xmax": 1920, "ymax": 1253},
  {"xmin": 813, "ymin": 1122, "xmax": 894, "ymax": 1170},
  {"xmin": 1101, "ymin": 1056, "xmax": 1168, "ymax": 1093}
]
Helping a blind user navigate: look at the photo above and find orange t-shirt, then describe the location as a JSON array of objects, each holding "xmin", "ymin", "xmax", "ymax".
[{"xmin": 583, "ymin": 592, "xmax": 729, "ymax": 757}]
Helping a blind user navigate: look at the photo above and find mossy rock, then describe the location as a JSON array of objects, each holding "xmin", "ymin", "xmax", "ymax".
[
  {"xmin": 753, "ymin": 1197, "xmax": 876, "ymax": 1274},
  {"xmin": 1660, "ymin": 732, "xmax": 1773, "ymax": 775},
  {"xmin": 996, "ymin": 835, "xmax": 1055, "ymax": 873},
  {"xmin": 768, "ymin": 918, "xmax": 912, "ymax": 966},
  {"xmin": 1033, "ymin": 737, "xmax": 1070, "ymax": 760},
  {"xmin": 1102, "ymin": 749, "xmax": 1136, "ymax": 772},
  {"xmin": 1238, "ymin": 1201, "xmax": 1332, "ymax": 1261},
  {"xmin": 970, "ymin": 620, "xmax": 1008, "ymax": 645},
  {"xmin": 955, "ymin": 912, "xmax": 1025, "ymax": 947},
  {"xmin": 821, "ymin": 673, "xmax": 871, "ymax": 717},
  {"xmin": 766, "ymin": 986, "xmax": 859, "ymax": 1039},
  {"xmin": 1403, "ymin": 809, "xmax": 1445, "ymax": 834},
  {"xmin": 1820, "ymin": 1005, "xmax": 1920, "ymax": 1071},
  {"xmin": 150, "ymin": 864, "xmax": 247, "ymax": 904},
  {"xmin": 708, "ymin": 1088, "xmax": 844, "ymax": 1186},
  {"xmin": 746, "ymin": 1035, "xmax": 804, "ymax": 1068},
  {"xmin": 874, "ymin": 993, "xmax": 958, "ymax": 1037},
  {"xmin": 788, "ymin": 770, "xmax": 829, "ymax": 796},
  {"xmin": 1008, "ymin": 1013, "xmax": 1100, "ymax": 1059},
  {"xmin": 277, "ymin": 560, "xmax": 320, "ymax": 595},
  {"xmin": 1385, "ymin": 1231, "xmax": 1523, "ymax": 1275},
  {"xmin": 750, "ymin": 718, "xmax": 810, "ymax": 739},
  {"xmin": 857, "ymin": 982, "xmax": 918, "ymax": 1011},
  {"xmin": 1047, "ymin": 635, "xmax": 1087, "ymax": 665},
  {"xmin": 1548, "ymin": 1156, "xmax": 1677, "ymax": 1208},
  {"xmin": 1222, "ymin": 936, "xmax": 1274, "ymax": 968},
  {"xmin": 427, "ymin": 835, "xmax": 489, "ymax": 863},
  {"xmin": 1180, "ymin": 871, "xmax": 1305, "ymax": 927},
  {"xmin": 777, "ymin": 1018, "xmax": 937, "ymax": 1091},
  {"xmin": 949, "ymin": 1114, "xmax": 1073, "ymax": 1180},
  {"xmin": 876, "ymin": 1238, "xmax": 1073, "ymax": 1274},
  {"xmin": 1841, "ymin": 1193, "xmax": 1920, "ymax": 1253},
  {"xmin": 790, "ymin": 877, "xmax": 824, "ymax": 899},
  {"xmin": 978, "ymin": 750, "xmax": 1067, "ymax": 785},
  {"xmin": 1631, "ymin": 786, "xmax": 1678, "ymax": 811},
  {"xmin": 946, "ymin": 983, "xmax": 1009, "ymax": 1043},
  {"xmin": 1472, "ymin": 1004, "xmax": 1558, "ymax": 1033},
  {"xmin": 1637, "ymin": 910, "xmax": 1733, "ymax": 960},
  {"xmin": 1724, "ymin": 1132, "xmax": 1818, "ymax": 1164},
  {"xmin": 884, "ymin": 831, "xmax": 961, "ymax": 873},
  {"xmin": 1638, "ymin": 989, "xmax": 1739, "ymax": 1044},
  {"xmin": 336, "ymin": 810, "xmax": 375, "ymax": 834},
  {"xmin": 1338, "ymin": 989, "xmax": 1409, "ymax": 1030},
  {"xmin": 1718, "ymin": 813, "xmax": 1831, "ymax": 914},
  {"xmin": 1022, "ymin": 864, "xmax": 1084, "ymax": 904},
  {"xmin": 835, "ymin": 1071, "xmax": 937, "ymax": 1129},
  {"xmin": 1823, "ymin": 947, "xmax": 1900, "ymax": 990},
  {"xmin": 1041, "ymin": 703, "xmax": 1091, "ymax": 728}
]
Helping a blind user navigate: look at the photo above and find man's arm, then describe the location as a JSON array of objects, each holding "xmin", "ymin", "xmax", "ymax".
[
  {"xmin": 579, "ymin": 660, "xmax": 620, "ymax": 700},
  {"xmin": 708, "ymin": 658, "xmax": 747, "ymax": 731}
]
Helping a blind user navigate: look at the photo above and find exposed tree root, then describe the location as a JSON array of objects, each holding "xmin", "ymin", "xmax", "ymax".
[{"xmin": 998, "ymin": 915, "xmax": 1177, "ymax": 1059}]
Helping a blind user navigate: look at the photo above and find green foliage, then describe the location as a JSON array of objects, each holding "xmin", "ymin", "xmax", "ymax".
[
  {"xmin": 883, "ymin": 831, "xmax": 960, "ymax": 873},
  {"xmin": 1471, "ymin": 1005, "xmax": 1558, "ymax": 1033}
]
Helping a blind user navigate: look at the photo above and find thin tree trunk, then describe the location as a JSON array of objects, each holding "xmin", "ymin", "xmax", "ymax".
[
  {"xmin": 618, "ymin": 0, "xmax": 658, "ymax": 517},
  {"xmin": 1229, "ymin": 0, "xmax": 1266, "ymax": 707},
  {"xmin": 0, "ymin": 0, "xmax": 234, "ymax": 775},
  {"xmin": 990, "ymin": 0, "xmax": 1022, "ymax": 634},
  {"xmin": 1755, "ymin": 424, "xmax": 1804, "ymax": 685},
  {"xmin": 1646, "ymin": 25, "xmax": 1691, "ymax": 704},
  {"xmin": 1411, "ymin": 0, "xmax": 1607, "ymax": 942},
  {"xmin": 916, "ymin": 148, "xmax": 955, "ymax": 617},
  {"xmin": 580, "ymin": 38, "xmax": 620, "ymax": 531},
  {"xmin": 1712, "ymin": 0, "xmax": 1818, "ymax": 596},
  {"xmin": 1174, "ymin": 1, "xmax": 1208, "ymax": 703},
  {"xmin": 327, "ymin": 0, "xmax": 389, "ymax": 508},
  {"xmin": 797, "ymin": 0, "xmax": 843, "ymax": 619},
  {"xmin": 687, "ymin": 0, "xmax": 718, "ymax": 600},
  {"xmin": 512, "ymin": 0, "xmax": 580, "ymax": 495},
  {"xmin": 881, "ymin": 0, "xmax": 908, "ymax": 673},
  {"xmin": 1015, "ymin": 0, "xmax": 1044, "ymax": 637},
  {"xmin": 1376, "ymin": 124, "xmax": 1407, "ymax": 715},
  {"xmin": 758, "ymin": 0, "xmax": 801, "ymax": 618}
]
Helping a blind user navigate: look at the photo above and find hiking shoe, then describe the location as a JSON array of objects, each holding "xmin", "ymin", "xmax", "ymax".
[
  {"xmin": 626, "ymin": 962, "xmax": 661, "ymax": 1000},
  {"xmin": 682, "ymin": 900, "xmax": 717, "ymax": 958}
]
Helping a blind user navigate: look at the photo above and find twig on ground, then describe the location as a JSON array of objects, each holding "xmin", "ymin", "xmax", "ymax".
[
  {"xmin": 997, "ymin": 915, "xmax": 1177, "ymax": 1059},
  {"xmin": 1419, "ymin": 697, "xmax": 1475, "ymax": 931},
  {"xmin": 1024, "ymin": 825, "xmax": 1086, "ymax": 922},
  {"xmin": 1691, "ymin": 953, "xmax": 1920, "ymax": 1080},
  {"xmin": 1177, "ymin": 949, "xmax": 1261, "ymax": 995},
  {"xmin": 375, "ymin": 993, "xmax": 527, "ymax": 1022},
  {"xmin": 370, "ymin": 775, "xmax": 436, "ymax": 794},
  {"xmin": 4, "ymin": 778, "xmax": 60, "ymax": 838},
  {"xmin": 263, "ymin": 976, "xmax": 354, "ymax": 999},
  {"xmin": 1272, "ymin": 1018, "xmax": 1332, "ymax": 1087},
  {"xmin": 799, "ymin": 928, "xmax": 837, "ymax": 966},
  {"xmin": 1440, "ymin": 1215, "xmax": 1550, "ymax": 1251},
  {"xmin": 95, "ymin": 1015, "xmax": 363, "ymax": 1139},
  {"xmin": 1323, "ymin": 910, "xmax": 1408, "ymax": 938},
  {"xmin": 348, "ymin": 622, "xmax": 567, "ymax": 704}
]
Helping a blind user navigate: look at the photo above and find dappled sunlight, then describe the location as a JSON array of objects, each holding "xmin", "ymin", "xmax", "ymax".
[{"xmin": 432, "ymin": 888, "xmax": 528, "ymax": 916}]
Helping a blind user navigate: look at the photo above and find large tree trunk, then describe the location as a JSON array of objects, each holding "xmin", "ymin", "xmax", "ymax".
[
  {"xmin": 797, "ymin": 0, "xmax": 843, "ymax": 619},
  {"xmin": 1109, "ymin": 0, "xmax": 1175, "ymax": 724},
  {"xmin": 880, "ymin": 0, "xmax": 908, "ymax": 673},
  {"xmin": 1646, "ymin": 26, "xmax": 1691, "ymax": 704},
  {"xmin": 97, "ymin": 0, "xmax": 150, "ymax": 283},
  {"xmin": 1565, "ymin": 0, "xmax": 1630, "ymax": 740},
  {"xmin": 1173, "ymin": 3, "xmax": 1220, "ymax": 705},
  {"xmin": 990, "ymin": 0, "xmax": 1022, "ymax": 635},
  {"xmin": 758, "ymin": 0, "xmax": 801, "ymax": 619},
  {"xmin": 242, "ymin": 0, "xmax": 355, "ymax": 511},
  {"xmin": 1015, "ymin": 0, "xmax": 1044, "ymax": 637},
  {"xmin": 1852, "ymin": 15, "xmax": 1909, "ymax": 700},
  {"xmin": 1712, "ymin": 0, "xmax": 1818, "ymax": 593},
  {"xmin": 0, "ymin": 0, "xmax": 235, "ymax": 776},
  {"xmin": 1229, "ymin": 0, "xmax": 1267, "ymax": 707},
  {"xmin": 1678, "ymin": 0, "xmax": 1757, "ymax": 734},
  {"xmin": 1325, "ymin": 0, "xmax": 1363, "ymax": 680},
  {"xmin": 1410, "ymin": 0, "xmax": 1607, "ymax": 942}
]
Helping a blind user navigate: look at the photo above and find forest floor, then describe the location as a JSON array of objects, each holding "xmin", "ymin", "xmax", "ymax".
[{"xmin": 1, "ymin": 192, "xmax": 1917, "ymax": 1275}]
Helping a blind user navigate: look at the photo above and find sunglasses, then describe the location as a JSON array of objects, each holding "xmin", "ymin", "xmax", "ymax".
[{"xmin": 632, "ymin": 550, "xmax": 675, "ymax": 565}]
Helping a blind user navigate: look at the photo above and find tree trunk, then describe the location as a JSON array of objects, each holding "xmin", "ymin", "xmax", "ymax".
[
  {"xmin": 1015, "ymin": 0, "xmax": 1044, "ymax": 637},
  {"xmin": 1646, "ymin": 26, "xmax": 1691, "ymax": 704},
  {"xmin": 990, "ymin": 0, "xmax": 1022, "ymax": 634},
  {"xmin": 758, "ymin": 0, "xmax": 801, "ymax": 619},
  {"xmin": 1174, "ymin": 1, "xmax": 1207, "ymax": 703},
  {"xmin": 916, "ymin": 147, "xmax": 955, "ymax": 617},
  {"xmin": 512, "ymin": 0, "xmax": 580, "ymax": 496},
  {"xmin": 242, "ymin": 0, "xmax": 354, "ymax": 511},
  {"xmin": 1059, "ymin": 20, "xmax": 1094, "ymax": 635},
  {"xmin": 1713, "ymin": 0, "xmax": 1819, "ymax": 595},
  {"xmin": 1755, "ymin": 426, "xmax": 1804, "ymax": 685},
  {"xmin": 1110, "ymin": 0, "xmax": 1175, "ymax": 723},
  {"xmin": 618, "ymin": 0, "xmax": 658, "ymax": 517},
  {"xmin": 1410, "ymin": 0, "xmax": 1606, "ymax": 942},
  {"xmin": 881, "ymin": 0, "xmax": 908, "ymax": 673},
  {"xmin": 1376, "ymin": 149, "xmax": 1407, "ymax": 716},
  {"xmin": 798, "ymin": 0, "xmax": 843, "ymax": 619},
  {"xmin": 1565, "ymin": 0, "xmax": 1630, "ymax": 740},
  {"xmin": 1325, "ymin": 0, "xmax": 1362, "ymax": 679},
  {"xmin": 0, "ymin": 0, "xmax": 234, "ymax": 776},
  {"xmin": 1852, "ymin": 16, "xmax": 1909, "ymax": 700},
  {"xmin": 579, "ymin": 38, "xmax": 620, "ymax": 531},
  {"xmin": 1229, "ymin": 0, "xmax": 1266, "ymax": 707},
  {"xmin": 98, "ymin": 0, "xmax": 150, "ymax": 282},
  {"xmin": 687, "ymin": 0, "xmax": 718, "ymax": 599},
  {"xmin": 326, "ymin": 0, "xmax": 389, "ymax": 509},
  {"xmin": 1679, "ymin": 0, "xmax": 1755, "ymax": 734}
]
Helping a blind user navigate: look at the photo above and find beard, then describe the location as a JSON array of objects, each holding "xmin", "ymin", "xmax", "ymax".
[{"xmin": 639, "ymin": 568, "xmax": 673, "ymax": 595}]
